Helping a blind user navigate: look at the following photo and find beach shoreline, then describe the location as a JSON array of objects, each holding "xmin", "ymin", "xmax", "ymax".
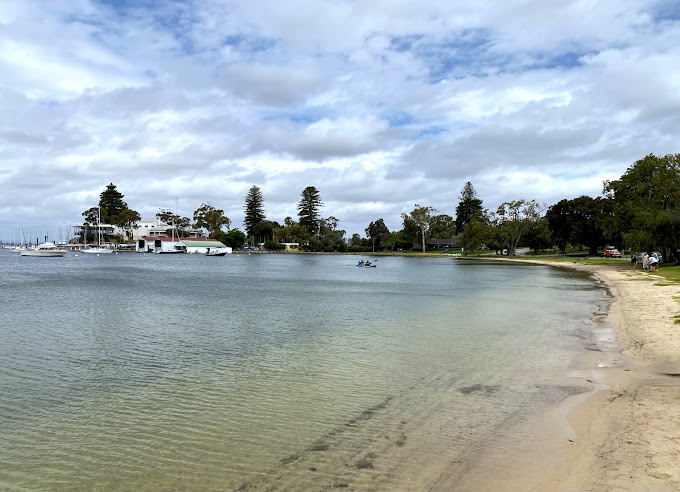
[{"xmin": 463, "ymin": 257, "xmax": 680, "ymax": 491}]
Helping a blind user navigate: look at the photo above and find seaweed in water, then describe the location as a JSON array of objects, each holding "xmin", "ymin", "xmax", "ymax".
[{"xmin": 458, "ymin": 384, "xmax": 499, "ymax": 395}]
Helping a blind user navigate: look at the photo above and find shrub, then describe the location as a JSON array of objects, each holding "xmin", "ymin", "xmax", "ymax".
[{"xmin": 264, "ymin": 240, "xmax": 286, "ymax": 250}]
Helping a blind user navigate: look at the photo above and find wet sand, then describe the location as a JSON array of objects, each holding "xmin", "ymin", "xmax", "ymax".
[{"xmin": 471, "ymin": 258, "xmax": 680, "ymax": 491}]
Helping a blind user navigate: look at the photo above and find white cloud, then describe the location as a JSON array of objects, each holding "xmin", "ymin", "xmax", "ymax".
[{"xmin": 0, "ymin": 0, "xmax": 679, "ymax": 239}]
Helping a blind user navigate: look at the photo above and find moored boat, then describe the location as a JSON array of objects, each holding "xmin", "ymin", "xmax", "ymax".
[{"xmin": 21, "ymin": 243, "xmax": 67, "ymax": 257}]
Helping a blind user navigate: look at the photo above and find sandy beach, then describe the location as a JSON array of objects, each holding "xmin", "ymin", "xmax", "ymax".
[{"xmin": 474, "ymin": 258, "xmax": 680, "ymax": 491}]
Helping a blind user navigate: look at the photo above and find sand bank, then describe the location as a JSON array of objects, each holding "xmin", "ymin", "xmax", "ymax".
[{"xmin": 470, "ymin": 258, "xmax": 680, "ymax": 491}]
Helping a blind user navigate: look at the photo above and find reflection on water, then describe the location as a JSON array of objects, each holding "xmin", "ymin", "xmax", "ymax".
[{"xmin": 0, "ymin": 252, "xmax": 607, "ymax": 491}]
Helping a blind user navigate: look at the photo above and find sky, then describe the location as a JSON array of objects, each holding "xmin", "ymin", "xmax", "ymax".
[{"xmin": 1, "ymin": 0, "xmax": 679, "ymax": 242}]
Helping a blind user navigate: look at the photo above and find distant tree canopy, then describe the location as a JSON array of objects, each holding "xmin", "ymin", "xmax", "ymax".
[
  {"xmin": 297, "ymin": 186, "xmax": 323, "ymax": 235},
  {"xmin": 490, "ymin": 200, "xmax": 541, "ymax": 256},
  {"xmin": 402, "ymin": 204, "xmax": 437, "ymax": 253},
  {"xmin": 365, "ymin": 219, "xmax": 390, "ymax": 250},
  {"xmin": 604, "ymin": 153, "xmax": 680, "ymax": 260},
  {"xmin": 212, "ymin": 228, "xmax": 246, "ymax": 249},
  {"xmin": 82, "ymin": 183, "xmax": 140, "ymax": 242},
  {"xmin": 194, "ymin": 203, "xmax": 231, "ymax": 234},
  {"xmin": 243, "ymin": 185, "xmax": 266, "ymax": 237},
  {"xmin": 253, "ymin": 220, "xmax": 281, "ymax": 242},
  {"xmin": 156, "ymin": 209, "xmax": 191, "ymax": 229},
  {"xmin": 76, "ymin": 153, "xmax": 680, "ymax": 258}
]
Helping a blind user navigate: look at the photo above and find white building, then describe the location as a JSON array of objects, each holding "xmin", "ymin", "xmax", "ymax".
[{"xmin": 132, "ymin": 218, "xmax": 206, "ymax": 240}]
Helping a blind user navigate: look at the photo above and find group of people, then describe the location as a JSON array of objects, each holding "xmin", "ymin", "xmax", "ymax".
[
  {"xmin": 357, "ymin": 259, "xmax": 374, "ymax": 267},
  {"xmin": 632, "ymin": 252, "xmax": 660, "ymax": 272}
]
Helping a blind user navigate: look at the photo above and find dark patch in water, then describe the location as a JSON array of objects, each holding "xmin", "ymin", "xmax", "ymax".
[
  {"xmin": 459, "ymin": 384, "xmax": 499, "ymax": 395},
  {"xmin": 663, "ymin": 373, "xmax": 680, "ymax": 377},
  {"xmin": 280, "ymin": 453, "xmax": 300, "ymax": 465},
  {"xmin": 309, "ymin": 442, "xmax": 329, "ymax": 451},
  {"xmin": 356, "ymin": 458, "xmax": 375, "ymax": 470}
]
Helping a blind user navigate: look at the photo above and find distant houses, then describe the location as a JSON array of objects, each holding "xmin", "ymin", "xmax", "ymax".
[
  {"xmin": 132, "ymin": 218, "xmax": 205, "ymax": 239},
  {"xmin": 73, "ymin": 217, "xmax": 208, "ymax": 245}
]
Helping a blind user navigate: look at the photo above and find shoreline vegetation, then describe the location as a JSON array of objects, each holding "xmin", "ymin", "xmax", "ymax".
[{"xmin": 460, "ymin": 256, "xmax": 680, "ymax": 491}]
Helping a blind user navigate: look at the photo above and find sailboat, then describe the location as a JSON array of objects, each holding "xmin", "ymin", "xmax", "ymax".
[{"xmin": 81, "ymin": 207, "xmax": 114, "ymax": 254}]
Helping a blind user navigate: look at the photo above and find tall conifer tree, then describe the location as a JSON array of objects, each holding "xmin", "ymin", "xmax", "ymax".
[
  {"xmin": 243, "ymin": 185, "xmax": 266, "ymax": 237},
  {"xmin": 297, "ymin": 186, "xmax": 323, "ymax": 235},
  {"xmin": 455, "ymin": 182, "xmax": 484, "ymax": 233}
]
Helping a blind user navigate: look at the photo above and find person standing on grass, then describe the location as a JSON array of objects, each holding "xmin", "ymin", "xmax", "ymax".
[
  {"xmin": 631, "ymin": 253, "xmax": 638, "ymax": 270},
  {"xmin": 642, "ymin": 252, "xmax": 650, "ymax": 272}
]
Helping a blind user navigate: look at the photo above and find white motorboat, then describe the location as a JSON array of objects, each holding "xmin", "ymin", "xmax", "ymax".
[
  {"xmin": 21, "ymin": 242, "xmax": 67, "ymax": 257},
  {"xmin": 205, "ymin": 248, "xmax": 228, "ymax": 256}
]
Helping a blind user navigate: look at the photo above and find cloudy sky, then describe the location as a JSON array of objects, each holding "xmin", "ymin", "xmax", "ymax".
[{"xmin": 1, "ymin": 0, "xmax": 679, "ymax": 242}]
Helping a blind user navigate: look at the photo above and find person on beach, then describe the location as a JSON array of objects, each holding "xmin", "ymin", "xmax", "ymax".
[
  {"xmin": 642, "ymin": 252, "xmax": 650, "ymax": 272},
  {"xmin": 631, "ymin": 253, "xmax": 638, "ymax": 270}
]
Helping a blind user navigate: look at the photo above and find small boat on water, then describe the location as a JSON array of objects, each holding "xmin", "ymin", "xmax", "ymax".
[
  {"xmin": 357, "ymin": 260, "xmax": 377, "ymax": 268},
  {"xmin": 81, "ymin": 246, "xmax": 115, "ymax": 254},
  {"xmin": 21, "ymin": 242, "xmax": 67, "ymax": 257},
  {"xmin": 205, "ymin": 248, "xmax": 228, "ymax": 256}
]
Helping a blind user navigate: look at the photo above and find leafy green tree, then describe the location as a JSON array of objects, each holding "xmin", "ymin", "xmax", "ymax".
[
  {"xmin": 365, "ymin": 219, "xmax": 390, "ymax": 250},
  {"xmin": 253, "ymin": 220, "xmax": 281, "ymax": 242},
  {"xmin": 402, "ymin": 204, "xmax": 437, "ymax": 252},
  {"xmin": 490, "ymin": 200, "xmax": 541, "ymax": 256},
  {"xmin": 243, "ymin": 186, "xmax": 266, "ymax": 237},
  {"xmin": 284, "ymin": 216, "xmax": 295, "ymax": 227},
  {"xmin": 156, "ymin": 209, "xmax": 191, "ymax": 235},
  {"xmin": 524, "ymin": 216, "xmax": 553, "ymax": 255},
  {"xmin": 264, "ymin": 240, "xmax": 286, "ymax": 250},
  {"xmin": 604, "ymin": 153, "xmax": 680, "ymax": 260},
  {"xmin": 82, "ymin": 207, "xmax": 100, "ymax": 226},
  {"xmin": 570, "ymin": 196, "xmax": 608, "ymax": 255},
  {"xmin": 319, "ymin": 216, "xmax": 345, "ymax": 247},
  {"xmin": 194, "ymin": 203, "xmax": 231, "ymax": 234},
  {"xmin": 117, "ymin": 208, "xmax": 141, "ymax": 241},
  {"xmin": 383, "ymin": 230, "xmax": 414, "ymax": 251},
  {"xmin": 430, "ymin": 214, "xmax": 456, "ymax": 239},
  {"xmin": 276, "ymin": 224, "xmax": 312, "ymax": 244},
  {"xmin": 297, "ymin": 187, "xmax": 323, "ymax": 235},
  {"xmin": 99, "ymin": 183, "xmax": 127, "ymax": 223},
  {"xmin": 212, "ymin": 228, "xmax": 246, "ymax": 249},
  {"xmin": 545, "ymin": 199, "xmax": 574, "ymax": 254},
  {"xmin": 457, "ymin": 217, "xmax": 491, "ymax": 255},
  {"xmin": 455, "ymin": 182, "xmax": 484, "ymax": 233},
  {"xmin": 351, "ymin": 233, "xmax": 362, "ymax": 245}
]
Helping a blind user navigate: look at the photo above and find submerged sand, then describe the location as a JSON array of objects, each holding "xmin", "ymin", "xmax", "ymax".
[{"xmin": 468, "ymin": 259, "xmax": 680, "ymax": 491}]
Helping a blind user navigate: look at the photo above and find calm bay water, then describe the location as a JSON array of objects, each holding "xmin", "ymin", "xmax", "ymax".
[{"xmin": 0, "ymin": 251, "xmax": 608, "ymax": 491}]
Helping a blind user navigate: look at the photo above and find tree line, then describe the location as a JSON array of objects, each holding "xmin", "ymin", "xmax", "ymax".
[{"xmin": 82, "ymin": 153, "xmax": 680, "ymax": 260}]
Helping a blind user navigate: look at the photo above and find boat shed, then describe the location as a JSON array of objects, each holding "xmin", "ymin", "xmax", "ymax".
[
  {"xmin": 136, "ymin": 236, "xmax": 183, "ymax": 253},
  {"xmin": 179, "ymin": 239, "xmax": 231, "ymax": 254}
]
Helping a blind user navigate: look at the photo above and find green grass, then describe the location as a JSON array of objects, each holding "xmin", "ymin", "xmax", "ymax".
[{"xmin": 645, "ymin": 264, "xmax": 680, "ymax": 285}]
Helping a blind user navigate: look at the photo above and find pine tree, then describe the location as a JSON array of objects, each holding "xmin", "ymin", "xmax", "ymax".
[
  {"xmin": 455, "ymin": 182, "xmax": 484, "ymax": 233},
  {"xmin": 99, "ymin": 183, "xmax": 127, "ymax": 223},
  {"xmin": 243, "ymin": 185, "xmax": 266, "ymax": 237},
  {"xmin": 297, "ymin": 186, "xmax": 323, "ymax": 235}
]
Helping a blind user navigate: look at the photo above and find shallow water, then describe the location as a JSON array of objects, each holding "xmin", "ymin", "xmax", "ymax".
[{"xmin": 0, "ymin": 252, "xmax": 608, "ymax": 491}]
